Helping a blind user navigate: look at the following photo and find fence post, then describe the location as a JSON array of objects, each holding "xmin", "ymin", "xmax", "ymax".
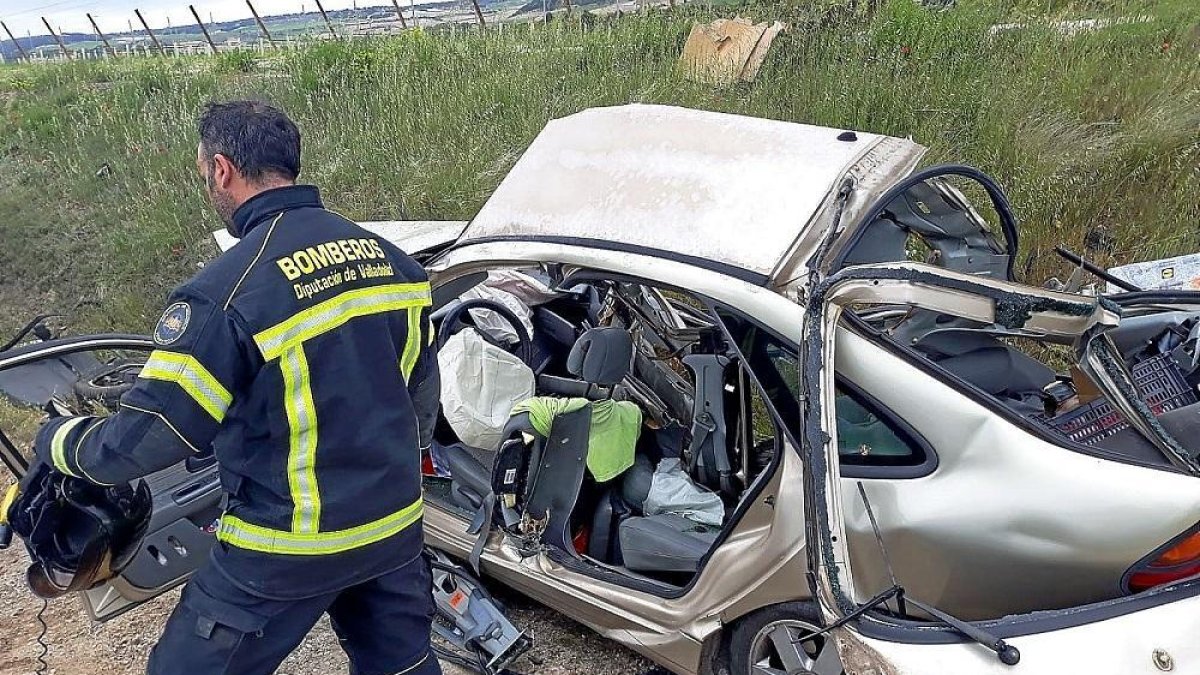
[
  {"xmin": 87, "ymin": 13, "xmax": 118, "ymax": 59},
  {"xmin": 469, "ymin": 0, "xmax": 487, "ymax": 27},
  {"xmin": 390, "ymin": 0, "xmax": 409, "ymax": 29},
  {"xmin": 135, "ymin": 9, "xmax": 166, "ymax": 55},
  {"xmin": 190, "ymin": 6, "xmax": 220, "ymax": 54},
  {"xmin": 314, "ymin": 0, "xmax": 338, "ymax": 39},
  {"xmin": 1, "ymin": 21, "xmax": 29, "ymax": 62},
  {"xmin": 41, "ymin": 17, "xmax": 72, "ymax": 60},
  {"xmin": 247, "ymin": 0, "xmax": 277, "ymax": 45}
]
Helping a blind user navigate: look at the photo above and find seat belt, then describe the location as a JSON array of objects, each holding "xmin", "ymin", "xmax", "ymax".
[
  {"xmin": 683, "ymin": 354, "xmax": 733, "ymax": 494},
  {"xmin": 467, "ymin": 487, "xmax": 525, "ymax": 575}
]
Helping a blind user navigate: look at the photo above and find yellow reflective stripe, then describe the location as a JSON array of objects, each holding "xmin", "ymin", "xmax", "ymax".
[
  {"xmin": 0, "ymin": 484, "xmax": 19, "ymax": 523},
  {"xmin": 400, "ymin": 306, "xmax": 422, "ymax": 381},
  {"xmin": 50, "ymin": 418, "xmax": 88, "ymax": 477},
  {"xmin": 282, "ymin": 346, "xmax": 320, "ymax": 534},
  {"xmin": 140, "ymin": 351, "xmax": 233, "ymax": 422},
  {"xmin": 216, "ymin": 497, "xmax": 423, "ymax": 555},
  {"xmin": 255, "ymin": 282, "xmax": 432, "ymax": 361}
]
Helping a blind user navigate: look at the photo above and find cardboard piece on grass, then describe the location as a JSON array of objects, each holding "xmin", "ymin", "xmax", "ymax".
[{"xmin": 679, "ymin": 17, "xmax": 786, "ymax": 86}]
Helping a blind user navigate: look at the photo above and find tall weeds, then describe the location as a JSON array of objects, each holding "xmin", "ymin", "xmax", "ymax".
[{"xmin": 0, "ymin": 0, "xmax": 1196, "ymax": 333}]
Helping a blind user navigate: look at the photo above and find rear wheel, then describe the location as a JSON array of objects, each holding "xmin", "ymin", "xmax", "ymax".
[{"xmin": 728, "ymin": 602, "xmax": 843, "ymax": 675}]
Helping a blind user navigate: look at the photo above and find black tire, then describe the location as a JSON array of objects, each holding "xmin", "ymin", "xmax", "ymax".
[
  {"xmin": 727, "ymin": 602, "xmax": 843, "ymax": 675},
  {"xmin": 73, "ymin": 358, "xmax": 145, "ymax": 408}
]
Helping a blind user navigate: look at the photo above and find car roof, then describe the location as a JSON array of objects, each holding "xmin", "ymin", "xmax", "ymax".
[{"xmin": 459, "ymin": 104, "xmax": 926, "ymax": 282}]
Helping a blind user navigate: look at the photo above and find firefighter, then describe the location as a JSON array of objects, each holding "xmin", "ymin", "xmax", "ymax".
[{"xmin": 33, "ymin": 100, "xmax": 442, "ymax": 675}]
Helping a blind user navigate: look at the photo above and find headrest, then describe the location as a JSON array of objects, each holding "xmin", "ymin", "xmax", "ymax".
[{"xmin": 567, "ymin": 328, "xmax": 632, "ymax": 387}]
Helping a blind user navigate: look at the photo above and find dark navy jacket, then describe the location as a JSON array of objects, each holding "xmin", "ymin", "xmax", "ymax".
[{"xmin": 36, "ymin": 186, "xmax": 439, "ymax": 599}]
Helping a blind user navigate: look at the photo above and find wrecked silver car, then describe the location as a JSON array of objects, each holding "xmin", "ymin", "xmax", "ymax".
[{"xmin": 3, "ymin": 105, "xmax": 1200, "ymax": 675}]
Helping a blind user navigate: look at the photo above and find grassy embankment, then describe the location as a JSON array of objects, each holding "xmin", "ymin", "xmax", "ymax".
[{"xmin": 0, "ymin": 0, "xmax": 1196, "ymax": 340}]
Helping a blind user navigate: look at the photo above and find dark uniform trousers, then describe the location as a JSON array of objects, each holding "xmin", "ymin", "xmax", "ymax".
[{"xmin": 147, "ymin": 554, "xmax": 441, "ymax": 675}]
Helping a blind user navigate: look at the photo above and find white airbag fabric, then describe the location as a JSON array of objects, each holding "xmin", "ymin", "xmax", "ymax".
[
  {"xmin": 459, "ymin": 269, "xmax": 557, "ymax": 345},
  {"xmin": 438, "ymin": 329, "xmax": 535, "ymax": 450},
  {"xmin": 644, "ymin": 458, "xmax": 724, "ymax": 527}
]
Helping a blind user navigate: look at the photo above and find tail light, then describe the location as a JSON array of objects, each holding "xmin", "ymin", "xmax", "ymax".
[{"xmin": 1126, "ymin": 528, "xmax": 1200, "ymax": 593}]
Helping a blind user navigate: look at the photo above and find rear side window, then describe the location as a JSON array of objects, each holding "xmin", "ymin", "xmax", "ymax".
[
  {"xmin": 714, "ymin": 307, "xmax": 936, "ymax": 479},
  {"xmin": 834, "ymin": 380, "xmax": 936, "ymax": 477}
]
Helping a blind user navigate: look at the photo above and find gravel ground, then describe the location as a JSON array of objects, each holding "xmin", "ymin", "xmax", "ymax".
[{"xmin": 0, "ymin": 543, "xmax": 654, "ymax": 675}]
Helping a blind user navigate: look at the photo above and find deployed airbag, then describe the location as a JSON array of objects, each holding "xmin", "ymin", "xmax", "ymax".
[
  {"xmin": 459, "ymin": 270, "xmax": 557, "ymax": 345},
  {"xmin": 439, "ymin": 329, "xmax": 536, "ymax": 450}
]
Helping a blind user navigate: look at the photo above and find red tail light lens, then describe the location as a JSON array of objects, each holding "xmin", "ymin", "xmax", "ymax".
[{"xmin": 1127, "ymin": 529, "xmax": 1200, "ymax": 593}]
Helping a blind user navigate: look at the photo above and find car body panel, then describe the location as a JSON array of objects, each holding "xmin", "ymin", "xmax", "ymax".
[
  {"xmin": 458, "ymin": 104, "xmax": 926, "ymax": 284},
  {"xmin": 804, "ymin": 263, "xmax": 1200, "ymax": 670},
  {"xmin": 838, "ymin": 326, "xmax": 1200, "ymax": 618},
  {"xmin": 834, "ymin": 589, "xmax": 1200, "ymax": 674}
]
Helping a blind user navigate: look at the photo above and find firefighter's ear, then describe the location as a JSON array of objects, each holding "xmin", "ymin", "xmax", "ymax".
[{"xmin": 210, "ymin": 153, "xmax": 239, "ymax": 189}]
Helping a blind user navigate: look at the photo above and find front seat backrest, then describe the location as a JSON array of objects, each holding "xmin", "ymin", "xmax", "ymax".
[
  {"xmin": 483, "ymin": 329, "xmax": 640, "ymax": 558},
  {"xmin": 567, "ymin": 327, "xmax": 633, "ymax": 386}
]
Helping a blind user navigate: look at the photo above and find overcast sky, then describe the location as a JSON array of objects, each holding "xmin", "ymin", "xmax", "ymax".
[{"xmin": 1, "ymin": 0, "xmax": 403, "ymax": 37}]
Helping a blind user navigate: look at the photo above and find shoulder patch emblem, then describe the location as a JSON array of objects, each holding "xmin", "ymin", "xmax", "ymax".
[{"xmin": 154, "ymin": 302, "xmax": 192, "ymax": 345}]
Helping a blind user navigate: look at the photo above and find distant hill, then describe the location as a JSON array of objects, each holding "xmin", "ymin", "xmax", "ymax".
[{"xmin": 514, "ymin": 0, "xmax": 608, "ymax": 14}]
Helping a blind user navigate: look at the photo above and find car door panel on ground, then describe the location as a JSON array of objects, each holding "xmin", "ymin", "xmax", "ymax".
[{"xmin": 0, "ymin": 335, "xmax": 222, "ymax": 620}]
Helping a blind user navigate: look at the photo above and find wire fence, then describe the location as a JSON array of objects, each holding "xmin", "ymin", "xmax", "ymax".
[{"xmin": 0, "ymin": 0, "xmax": 654, "ymax": 63}]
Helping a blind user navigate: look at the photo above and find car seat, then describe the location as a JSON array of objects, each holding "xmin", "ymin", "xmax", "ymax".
[
  {"xmin": 457, "ymin": 328, "xmax": 643, "ymax": 567},
  {"xmin": 616, "ymin": 455, "xmax": 721, "ymax": 574},
  {"xmin": 913, "ymin": 329, "xmax": 1055, "ymax": 411}
]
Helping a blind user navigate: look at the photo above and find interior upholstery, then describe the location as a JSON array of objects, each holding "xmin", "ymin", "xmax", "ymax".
[{"xmin": 567, "ymin": 327, "xmax": 633, "ymax": 387}]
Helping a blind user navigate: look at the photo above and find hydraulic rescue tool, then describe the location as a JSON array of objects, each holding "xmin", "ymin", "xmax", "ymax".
[{"xmin": 427, "ymin": 547, "xmax": 533, "ymax": 675}]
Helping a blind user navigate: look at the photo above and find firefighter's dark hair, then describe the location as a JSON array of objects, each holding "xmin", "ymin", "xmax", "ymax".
[{"xmin": 198, "ymin": 100, "xmax": 301, "ymax": 182}]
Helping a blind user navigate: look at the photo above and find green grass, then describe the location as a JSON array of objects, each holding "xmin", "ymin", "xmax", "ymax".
[{"xmin": 0, "ymin": 0, "xmax": 1197, "ymax": 336}]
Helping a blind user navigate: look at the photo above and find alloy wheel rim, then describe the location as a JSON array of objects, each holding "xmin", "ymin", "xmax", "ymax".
[{"xmin": 747, "ymin": 618, "xmax": 842, "ymax": 675}]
